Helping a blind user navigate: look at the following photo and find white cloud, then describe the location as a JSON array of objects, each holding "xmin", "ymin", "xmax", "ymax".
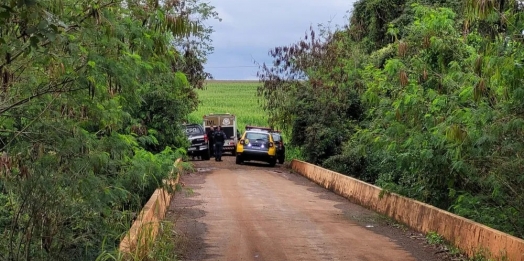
[{"xmin": 204, "ymin": 0, "xmax": 357, "ymax": 80}]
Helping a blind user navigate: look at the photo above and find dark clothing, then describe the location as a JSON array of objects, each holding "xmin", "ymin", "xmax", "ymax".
[
  {"xmin": 207, "ymin": 129, "xmax": 215, "ymax": 155},
  {"xmin": 215, "ymin": 141, "xmax": 224, "ymax": 161},
  {"xmin": 213, "ymin": 130, "xmax": 227, "ymax": 161},
  {"xmin": 207, "ymin": 129, "xmax": 215, "ymax": 143},
  {"xmin": 213, "ymin": 130, "xmax": 226, "ymax": 143}
]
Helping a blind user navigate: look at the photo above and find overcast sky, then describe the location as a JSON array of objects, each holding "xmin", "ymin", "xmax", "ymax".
[{"xmin": 203, "ymin": 0, "xmax": 357, "ymax": 80}]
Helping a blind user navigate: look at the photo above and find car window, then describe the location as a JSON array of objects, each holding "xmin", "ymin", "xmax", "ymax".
[
  {"xmin": 245, "ymin": 132, "xmax": 269, "ymax": 141},
  {"xmin": 184, "ymin": 125, "xmax": 204, "ymax": 135},
  {"xmin": 271, "ymin": 133, "xmax": 282, "ymax": 142}
]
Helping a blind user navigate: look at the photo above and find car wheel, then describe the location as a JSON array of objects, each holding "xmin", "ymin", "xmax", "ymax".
[
  {"xmin": 235, "ymin": 155, "xmax": 243, "ymax": 165},
  {"xmin": 232, "ymin": 149, "xmax": 236, "ymax": 156},
  {"xmin": 202, "ymin": 150, "xmax": 210, "ymax": 160}
]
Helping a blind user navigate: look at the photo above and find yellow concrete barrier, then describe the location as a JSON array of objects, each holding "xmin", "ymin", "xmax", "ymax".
[
  {"xmin": 119, "ymin": 158, "xmax": 183, "ymax": 259},
  {"xmin": 291, "ymin": 159, "xmax": 524, "ymax": 261}
]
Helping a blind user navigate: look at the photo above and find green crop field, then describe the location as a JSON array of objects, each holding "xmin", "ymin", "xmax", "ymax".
[
  {"xmin": 187, "ymin": 80, "xmax": 303, "ymax": 161},
  {"xmin": 187, "ymin": 80, "xmax": 269, "ymax": 131}
]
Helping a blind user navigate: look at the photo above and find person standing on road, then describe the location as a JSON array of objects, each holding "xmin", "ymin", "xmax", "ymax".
[
  {"xmin": 213, "ymin": 126, "xmax": 227, "ymax": 161},
  {"xmin": 207, "ymin": 126, "xmax": 216, "ymax": 157}
]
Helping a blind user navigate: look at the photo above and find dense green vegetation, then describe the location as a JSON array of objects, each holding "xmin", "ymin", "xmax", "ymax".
[
  {"xmin": 0, "ymin": 0, "xmax": 217, "ymax": 260},
  {"xmin": 258, "ymin": 0, "xmax": 524, "ymax": 239}
]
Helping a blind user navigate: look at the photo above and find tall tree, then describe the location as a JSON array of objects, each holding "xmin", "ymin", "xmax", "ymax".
[
  {"xmin": 258, "ymin": 0, "xmax": 524, "ymax": 239},
  {"xmin": 0, "ymin": 0, "xmax": 211, "ymax": 259}
]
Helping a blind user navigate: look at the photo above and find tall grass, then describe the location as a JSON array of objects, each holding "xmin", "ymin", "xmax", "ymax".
[{"xmin": 187, "ymin": 80, "xmax": 268, "ymax": 131}]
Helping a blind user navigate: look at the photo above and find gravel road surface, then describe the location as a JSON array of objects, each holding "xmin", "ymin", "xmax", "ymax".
[{"xmin": 166, "ymin": 156, "xmax": 456, "ymax": 261}]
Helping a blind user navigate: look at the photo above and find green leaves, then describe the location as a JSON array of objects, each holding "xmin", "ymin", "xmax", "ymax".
[
  {"xmin": 0, "ymin": 0, "xmax": 211, "ymax": 259},
  {"xmin": 260, "ymin": 0, "xmax": 524, "ymax": 238}
]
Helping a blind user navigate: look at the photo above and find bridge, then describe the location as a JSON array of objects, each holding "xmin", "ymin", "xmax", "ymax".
[{"xmin": 121, "ymin": 156, "xmax": 524, "ymax": 261}]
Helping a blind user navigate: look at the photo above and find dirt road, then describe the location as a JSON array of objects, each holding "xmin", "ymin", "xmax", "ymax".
[{"xmin": 166, "ymin": 156, "xmax": 453, "ymax": 261}]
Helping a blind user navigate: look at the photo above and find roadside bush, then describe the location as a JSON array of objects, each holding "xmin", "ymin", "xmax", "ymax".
[
  {"xmin": 0, "ymin": 0, "xmax": 216, "ymax": 259},
  {"xmin": 259, "ymin": 0, "xmax": 524, "ymax": 238},
  {"xmin": 322, "ymin": 154, "xmax": 365, "ymax": 179}
]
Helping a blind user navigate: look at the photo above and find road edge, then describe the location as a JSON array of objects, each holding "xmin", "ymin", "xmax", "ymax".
[
  {"xmin": 118, "ymin": 158, "xmax": 184, "ymax": 259},
  {"xmin": 291, "ymin": 159, "xmax": 524, "ymax": 261}
]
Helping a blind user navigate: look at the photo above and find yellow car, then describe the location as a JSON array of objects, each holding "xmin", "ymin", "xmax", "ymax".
[{"xmin": 235, "ymin": 129, "xmax": 277, "ymax": 166}]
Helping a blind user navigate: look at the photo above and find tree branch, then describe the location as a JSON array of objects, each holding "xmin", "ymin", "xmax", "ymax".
[{"xmin": 0, "ymin": 78, "xmax": 79, "ymax": 115}]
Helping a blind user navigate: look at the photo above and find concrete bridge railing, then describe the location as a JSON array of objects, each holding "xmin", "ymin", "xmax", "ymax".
[
  {"xmin": 291, "ymin": 159, "xmax": 524, "ymax": 261},
  {"xmin": 119, "ymin": 158, "xmax": 183, "ymax": 259}
]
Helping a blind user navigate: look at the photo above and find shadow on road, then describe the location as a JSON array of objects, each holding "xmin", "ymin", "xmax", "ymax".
[{"xmin": 237, "ymin": 161, "xmax": 277, "ymax": 168}]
